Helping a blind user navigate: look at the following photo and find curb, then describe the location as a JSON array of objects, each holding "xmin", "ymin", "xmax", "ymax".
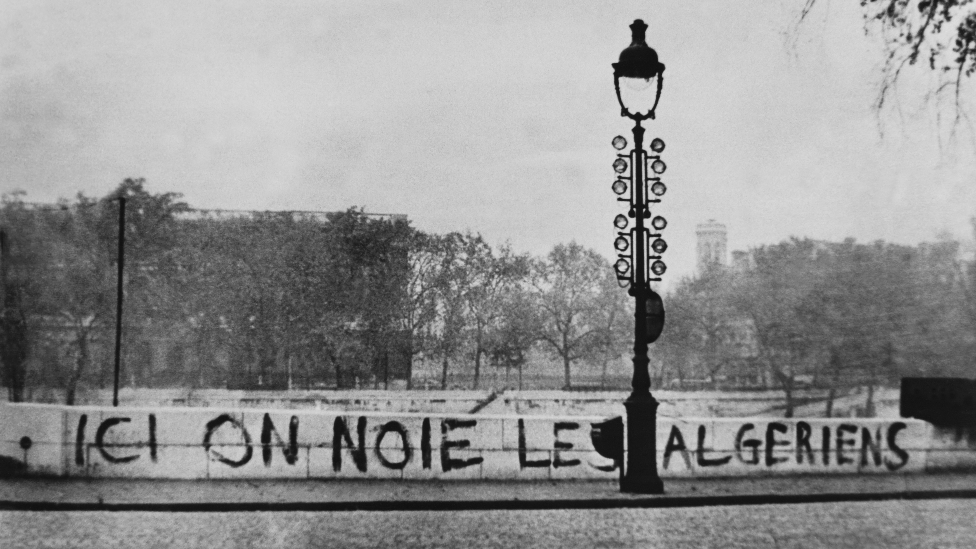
[{"xmin": 3, "ymin": 489, "xmax": 976, "ymax": 512}]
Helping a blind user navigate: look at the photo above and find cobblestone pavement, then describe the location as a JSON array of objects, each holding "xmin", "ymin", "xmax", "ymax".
[{"xmin": 2, "ymin": 499, "xmax": 975, "ymax": 549}]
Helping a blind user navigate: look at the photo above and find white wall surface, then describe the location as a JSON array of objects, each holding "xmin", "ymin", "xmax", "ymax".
[{"xmin": 0, "ymin": 403, "xmax": 964, "ymax": 480}]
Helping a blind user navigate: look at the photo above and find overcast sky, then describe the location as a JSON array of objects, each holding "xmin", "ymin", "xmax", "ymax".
[{"xmin": 1, "ymin": 1, "xmax": 974, "ymax": 280}]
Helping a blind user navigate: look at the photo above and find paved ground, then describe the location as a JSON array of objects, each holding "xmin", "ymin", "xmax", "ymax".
[
  {"xmin": 3, "ymin": 474, "xmax": 975, "ymax": 548},
  {"xmin": 1, "ymin": 472, "xmax": 975, "ymax": 510},
  {"xmin": 3, "ymin": 499, "xmax": 975, "ymax": 548}
]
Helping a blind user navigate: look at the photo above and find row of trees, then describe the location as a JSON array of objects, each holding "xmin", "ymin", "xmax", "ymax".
[
  {"xmin": 658, "ymin": 236, "xmax": 976, "ymax": 416},
  {"xmin": 4, "ymin": 181, "xmax": 976, "ymax": 408},
  {"xmin": 0, "ymin": 181, "xmax": 632, "ymax": 402},
  {"xmin": 408, "ymin": 231, "xmax": 631, "ymax": 391}
]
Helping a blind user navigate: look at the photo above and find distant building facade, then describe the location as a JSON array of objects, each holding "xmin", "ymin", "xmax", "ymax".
[{"xmin": 696, "ymin": 220, "xmax": 727, "ymax": 272}]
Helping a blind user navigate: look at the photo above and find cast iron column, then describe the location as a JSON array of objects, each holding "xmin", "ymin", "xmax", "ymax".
[
  {"xmin": 621, "ymin": 121, "xmax": 664, "ymax": 494},
  {"xmin": 112, "ymin": 196, "xmax": 125, "ymax": 407}
]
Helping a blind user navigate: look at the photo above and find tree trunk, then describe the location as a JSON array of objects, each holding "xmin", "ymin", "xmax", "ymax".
[
  {"xmin": 825, "ymin": 350, "xmax": 841, "ymax": 418},
  {"xmin": 66, "ymin": 333, "xmax": 89, "ymax": 406},
  {"xmin": 865, "ymin": 382, "xmax": 875, "ymax": 418},
  {"xmin": 518, "ymin": 359, "xmax": 523, "ymax": 391},
  {"xmin": 0, "ymin": 312, "xmax": 28, "ymax": 403},
  {"xmin": 783, "ymin": 382, "xmax": 794, "ymax": 418},
  {"xmin": 194, "ymin": 330, "xmax": 208, "ymax": 389},
  {"xmin": 864, "ymin": 352, "xmax": 881, "ymax": 417},
  {"xmin": 440, "ymin": 354, "xmax": 449, "ymax": 390},
  {"xmin": 774, "ymin": 367, "xmax": 795, "ymax": 418},
  {"xmin": 600, "ymin": 353, "xmax": 609, "ymax": 391},
  {"xmin": 286, "ymin": 353, "xmax": 293, "ymax": 391},
  {"xmin": 563, "ymin": 355, "xmax": 571, "ymax": 390},
  {"xmin": 333, "ymin": 354, "xmax": 342, "ymax": 390},
  {"xmin": 865, "ymin": 344, "xmax": 892, "ymax": 418},
  {"xmin": 406, "ymin": 354, "xmax": 413, "ymax": 390},
  {"xmin": 825, "ymin": 387, "xmax": 835, "ymax": 418},
  {"xmin": 473, "ymin": 328, "xmax": 482, "ymax": 390}
]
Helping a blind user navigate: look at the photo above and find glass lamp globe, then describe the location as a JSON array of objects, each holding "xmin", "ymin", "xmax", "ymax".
[
  {"xmin": 613, "ymin": 20, "xmax": 666, "ymax": 120},
  {"xmin": 651, "ymin": 182, "xmax": 666, "ymax": 196},
  {"xmin": 612, "ymin": 180, "xmax": 628, "ymax": 195},
  {"xmin": 614, "ymin": 236, "xmax": 629, "ymax": 252},
  {"xmin": 651, "ymin": 260, "xmax": 667, "ymax": 276},
  {"xmin": 618, "ymin": 77, "xmax": 658, "ymax": 117},
  {"xmin": 650, "ymin": 138, "xmax": 665, "ymax": 153},
  {"xmin": 613, "ymin": 158, "xmax": 628, "ymax": 174},
  {"xmin": 612, "ymin": 136, "xmax": 628, "ymax": 150},
  {"xmin": 651, "ymin": 238, "xmax": 667, "ymax": 254},
  {"xmin": 651, "ymin": 159, "xmax": 666, "ymax": 174},
  {"xmin": 614, "ymin": 214, "xmax": 628, "ymax": 229},
  {"xmin": 614, "ymin": 258, "xmax": 630, "ymax": 274},
  {"xmin": 652, "ymin": 216, "xmax": 667, "ymax": 230}
]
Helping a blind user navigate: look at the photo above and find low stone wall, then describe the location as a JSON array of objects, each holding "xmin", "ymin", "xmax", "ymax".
[
  {"xmin": 52, "ymin": 389, "xmax": 494, "ymax": 415},
  {"xmin": 1, "ymin": 403, "xmax": 972, "ymax": 480},
  {"xmin": 484, "ymin": 388, "xmax": 902, "ymax": 420},
  {"xmin": 0, "ymin": 403, "xmax": 613, "ymax": 480}
]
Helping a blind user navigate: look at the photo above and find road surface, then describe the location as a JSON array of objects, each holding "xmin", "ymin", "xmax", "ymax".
[{"xmin": 3, "ymin": 499, "xmax": 974, "ymax": 548}]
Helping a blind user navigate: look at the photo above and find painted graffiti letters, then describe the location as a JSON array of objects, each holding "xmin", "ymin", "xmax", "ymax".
[
  {"xmin": 861, "ymin": 427, "xmax": 883, "ymax": 468},
  {"xmin": 518, "ymin": 419, "xmax": 550, "ymax": 469},
  {"xmin": 203, "ymin": 414, "xmax": 253, "ymax": 468},
  {"xmin": 765, "ymin": 422, "xmax": 788, "ymax": 467},
  {"xmin": 553, "ymin": 422, "xmax": 581, "ymax": 468},
  {"xmin": 697, "ymin": 425, "xmax": 731, "ymax": 467},
  {"xmin": 440, "ymin": 419, "xmax": 483, "ymax": 472},
  {"xmin": 796, "ymin": 421, "xmax": 814, "ymax": 464},
  {"xmin": 375, "ymin": 421, "xmax": 412, "ymax": 470},
  {"xmin": 822, "ymin": 426, "xmax": 831, "ymax": 465},
  {"xmin": 421, "ymin": 418, "xmax": 432, "ymax": 469},
  {"xmin": 836, "ymin": 424, "xmax": 858, "ymax": 465},
  {"xmin": 95, "ymin": 417, "xmax": 140, "ymax": 464},
  {"xmin": 333, "ymin": 417, "xmax": 367, "ymax": 472},
  {"xmin": 663, "ymin": 425, "xmax": 692, "ymax": 470},
  {"xmin": 662, "ymin": 421, "xmax": 914, "ymax": 473},
  {"xmin": 75, "ymin": 414, "xmax": 87, "ymax": 466},
  {"xmin": 74, "ymin": 414, "xmax": 157, "ymax": 466},
  {"xmin": 885, "ymin": 422, "xmax": 910, "ymax": 471},
  {"xmin": 54, "ymin": 407, "xmax": 922, "ymax": 480},
  {"xmin": 148, "ymin": 414, "xmax": 158, "ymax": 463},
  {"xmin": 261, "ymin": 414, "xmax": 299, "ymax": 466},
  {"xmin": 735, "ymin": 423, "xmax": 760, "ymax": 465}
]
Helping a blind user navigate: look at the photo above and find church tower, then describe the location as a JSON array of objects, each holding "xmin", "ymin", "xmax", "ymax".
[{"xmin": 696, "ymin": 220, "xmax": 727, "ymax": 272}]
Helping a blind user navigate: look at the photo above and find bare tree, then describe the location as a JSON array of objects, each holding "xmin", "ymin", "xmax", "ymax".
[
  {"xmin": 485, "ymin": 284, "xmax": 542, "ymax": 390},
  {"xmin": 463, "ymin": 240, "xmax": 530, "ymax": 390},
  {"xmin": 794, "ymin": 0, "xmax": 976, "ymax": 140},
  {"xmin": 532, "ymin": 243, "xmax": 614, "ymax": 390},
  {"xmin": 429, "ymin": 233, "xmax": 475, "ymax": 390}
]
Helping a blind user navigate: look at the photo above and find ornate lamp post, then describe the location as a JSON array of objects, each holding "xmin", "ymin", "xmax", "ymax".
[{"xmin": 610, "ymin": 19, "xmax": 667, "ymax": 494}]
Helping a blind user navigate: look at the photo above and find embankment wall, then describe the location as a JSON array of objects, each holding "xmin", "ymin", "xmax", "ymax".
[{"xmin": 0, "ymin": 403, "xmax": 972, "ymax": 480}]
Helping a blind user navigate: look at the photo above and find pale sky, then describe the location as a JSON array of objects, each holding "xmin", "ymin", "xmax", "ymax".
[{"xmin": 1, "ymin": 0, "xmax": 974, "ymax": 280}]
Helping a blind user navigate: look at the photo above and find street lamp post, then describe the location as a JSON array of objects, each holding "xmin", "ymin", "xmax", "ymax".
[
  {"xmin": 610, "ymin": 19, "xmax": 667, "ymax": 494},
  {"xmin": 113, "ymin": 195, "xmax": 125, "ymax": 407}
]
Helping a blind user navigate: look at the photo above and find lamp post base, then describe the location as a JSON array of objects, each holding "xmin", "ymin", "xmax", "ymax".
[
  {"xmin": 620, "ymin": 476, "xmax": 665, "ymax": 494},
  {"xmin": 621, "ymin": 392, "xmax": 664, "ymax": 494}
]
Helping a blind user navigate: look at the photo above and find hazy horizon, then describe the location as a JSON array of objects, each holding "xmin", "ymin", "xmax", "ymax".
[{"xmin": 2, "ymin": 0, "xmax": 974, "ymax": 280}]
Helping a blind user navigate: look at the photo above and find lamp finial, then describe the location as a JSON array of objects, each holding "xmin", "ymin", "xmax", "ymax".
[{"xmin": 630, "ymin": 20, "xmax": 648, "ymax": 45}]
